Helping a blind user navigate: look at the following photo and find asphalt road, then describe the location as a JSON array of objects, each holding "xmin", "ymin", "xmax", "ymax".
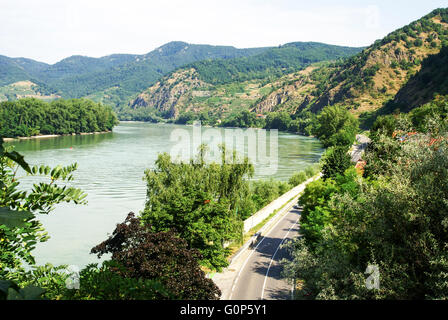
[
  {"xmin": 351, "ymin": 134, "xmax": 371, "ymax": 162},
  {"xmin": 228, "ymin": 207, "xmax": 301, "ymax": 300}
]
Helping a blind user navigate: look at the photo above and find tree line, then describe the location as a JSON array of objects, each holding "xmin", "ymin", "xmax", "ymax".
[{"xmin": 0, "ymin": 98, "xmax": 118, "ymax": 138}]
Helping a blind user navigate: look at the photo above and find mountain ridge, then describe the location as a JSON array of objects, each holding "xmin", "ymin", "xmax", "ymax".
[
  {"xmin": 124, "ymin": 42, "xmax": 364, "ymax": 120},
  {"xmin": 0, "ymin": 41, "xmax": 272, "ymax": 105},
  {"xmin": 127, "ymin": 8, "xmax": 448, "ymax": 125}
]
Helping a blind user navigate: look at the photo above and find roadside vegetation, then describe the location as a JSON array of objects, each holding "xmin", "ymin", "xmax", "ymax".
[
  {"xmin": 282, "ymin": 95, "xmax": 448, "ymax": 299},
  {"xmin": 0, "ymin": 131, "xmax": 320, "ymax": 299}
]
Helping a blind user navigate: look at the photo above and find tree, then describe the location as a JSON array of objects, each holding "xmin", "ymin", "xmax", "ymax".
[
  {"xmin": 313, "ymin": 105, "xmax": 359, "ymax": 148},
  {"xmin": 283, "ymin": 130, "xmax": 448, "ymax": 299},
  {"xmin": 265, "ymin": 112, "xmax": 292, "ymax": 131},
  {"xmin": 221, "ymin": 110, "xmax": 262, "ymax": 128},
  {"xmin": 90, "ymin": 213, "xmax": 221, "ymax": 300},
  {"xmin": 321, "ymin": 146, "xmax": 352, "ymax": 180},
  {"xmin": 141, "ymin": 146, "xmax": 254, "ymax": 270},
  {"xmin": 0, "ymin": 98, "xmax": 118, "ymax": 138}
]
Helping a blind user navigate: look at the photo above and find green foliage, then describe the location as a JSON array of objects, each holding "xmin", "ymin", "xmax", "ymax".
[
  {"xmin": 0, "ymin": 143, "xmax": 87, "ymax": 276},
  {"xmin": 245, "ymin": 179, "xmax": 292, "ymax": 217},
  {"xmin": 299, "ymin": 178, "xmax": 338, "ymax": 245},
  {"xmin": 284, "ymin": 104, "xmax": 448, "ymax": 299},
  {"xmin": 0, "ymin": 98, "xmax": 118, "ymax": 138},
  {"xmin": 5, "ymin": 264, "xmax": 69, "ymax": 300},
  {"xmin": 175, "ymin": 111, "xmax": 198, "ymax": 125},
  {"xmin": 64, "ymin": 261, "xmax": 171, "ymax": 300},
  {"xmin": 289, "ymin": 171, "xmax": 308, "ymax": 187},
  {"xmin": 321, "ymin": 146, "xmax": 352, "ymax": 180},
  {"xmin": 288, "ymin": 164, "xmax": 320, "ymax": 186},
  {"xmin": 141, "ymin": 146, "xmax": 254, "ymax": 270},
  {"xmin": 117, "ymin": 105, "xmax": 165, "ymax": 123},
  {"xmin": 264, "ymin": 112, "xmax": 292, "ymax": 131},
  {"xmin": 288, "ymin": 112, "xmax": 317, "ymax": 136},
  {"xmin": 298, "ymin": 167, "xmax": 361, "ymax": 247},
  {"xmin": 313, "ymin": 105, "xmax": 359, "ymax": 148},
  {"xmin": 220, "ymin": 110, "xmax": 264, "ymax": 128},
  {"xmin": 190, "ymin": 42, "xmax": 363, "ymax": 85}
]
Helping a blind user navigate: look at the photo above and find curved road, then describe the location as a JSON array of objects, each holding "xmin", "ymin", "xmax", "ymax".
[{"xmin": 228, "ymin": 207, "xmax": 301, "ymax": 300}]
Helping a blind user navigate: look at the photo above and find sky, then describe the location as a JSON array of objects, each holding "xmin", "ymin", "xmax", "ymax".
[{"xmin": 1, "ymin": 0, "xmax": 447, "ymax": 64}]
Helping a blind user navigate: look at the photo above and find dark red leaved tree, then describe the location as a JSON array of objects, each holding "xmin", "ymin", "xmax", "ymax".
[{"xmin": 91, "ymin": 212, "xmax": 221, "ymax": 300}]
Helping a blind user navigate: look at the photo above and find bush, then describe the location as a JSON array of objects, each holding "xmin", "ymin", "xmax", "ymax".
[
  {"xmin": 264, "ymin": 112, "xmax": 292, "ymax": 131},
  {"xmin": 5, "ymin": 264, "xmax": 69, "ymax": 300},
  {"xmin": 90, "ymin": 213, "xmax": 221, "ymax": 300},
  {"xmin": 284, "ymin": 117, "xmax": 448, "ymax": 299},
  {"xmin": 289, "ymin": 165, "xmax": 319, "ymax": 186},
  {"xmin": 289, "ymin": 171, "xmax": 308, "ymax": 186},
  {"xmin": 64, "ymin": 261, "xmax": 171, "ymax": 300},
  {"xmin": 0, "ymin": 98, "xmax": 118, "ymax": 138},
  {"xmin": 141, "ymin": 147, "xmax": 253, "ymax": 270}
]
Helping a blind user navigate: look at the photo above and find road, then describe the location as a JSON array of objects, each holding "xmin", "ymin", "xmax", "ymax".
[
  {"xmin": 228, "ymin": 206, "xmax": 301, "ymax": 300},
  {"xmin": 214, "ymin": 136, "xmax": 371, "ymax": 300},
  {"xmin": 351, "ymin": 134, "xmax": 371, "ymax": 162}
]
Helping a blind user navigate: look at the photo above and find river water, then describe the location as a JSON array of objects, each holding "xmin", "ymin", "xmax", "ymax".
[{"xmin": 6, "ymin": 122, "xmax": 323, "ymax": 268}]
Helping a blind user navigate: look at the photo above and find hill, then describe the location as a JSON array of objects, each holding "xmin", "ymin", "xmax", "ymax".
[
  {"xmin": 0, "ymin": 41, "xmax": 270, "ymax": 107},
  {"xmin": 0, "ymin": 80, "xmax": 60, "ymax": 102},
  {"xmin": 127, "ymin": 8, "xmax": 448, "ymax": 125},
  {"xmin": 125, "ymin": 42, "xmax": 364, "ymax": 120},
  {"xmin": 0, "ymin": 55, "xmax": 49, "ymax": 86},
  {"xmin": 386, "ymin": 44, "xmax": 448, "ymax": 112},
  {"xmin": 256, "ymin": 8, "xmax": 448, "ymax": 118}
]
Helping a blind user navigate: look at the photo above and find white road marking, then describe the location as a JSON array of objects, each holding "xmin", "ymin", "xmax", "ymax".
[
  {"xmin": 228, "ymin": 202, "xmax": 298, "ymax": 300},
  {"xmin": 260, "ymin": 218, "xmax": 299, "ymax": 300}
]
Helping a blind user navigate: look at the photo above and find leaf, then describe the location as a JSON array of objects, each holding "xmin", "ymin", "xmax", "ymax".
[
  {"xmin": 0, "ymin": 207, "xmax": 34, "ymax": 228},
  {"xmin": 3, "ymin": 151, "xmax": 31, "ymax": 174}
]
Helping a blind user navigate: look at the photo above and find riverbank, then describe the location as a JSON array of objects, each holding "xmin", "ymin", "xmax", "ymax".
[
  {"xmin": 3, "ymin": 130, "xmax": 112, "ymax": 142},
  {"xmin": 16, "ymin": 122, "xmax": 323, "ymax": 268}
]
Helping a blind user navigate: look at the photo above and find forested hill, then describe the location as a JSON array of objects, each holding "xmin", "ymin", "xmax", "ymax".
[
  {"xmin": 187, "ymin": 42, "xmax": 363, "ymax": 85},
  {"xmin": 0, "ymin": 41, "xmax": 270, "ymax": 107},
  {"xmin": 0, "ymin": 98, "xmax": 118, "ymax": 138},
  {"xmin": 0, "ymin": 55, "xmax": 49, "ymax": 86},
  {"xmin": 124, "ymin": 42, "xmax": 364, "ymax": 120}
]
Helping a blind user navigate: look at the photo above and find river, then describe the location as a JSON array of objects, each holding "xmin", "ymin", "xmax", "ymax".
[{"xmin": 6, "ymin": 122, "xmax": 323, "ymax": 268}]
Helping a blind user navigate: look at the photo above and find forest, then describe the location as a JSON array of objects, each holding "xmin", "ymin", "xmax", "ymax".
[
  {"xmin": 0, "ymin": 98, "xmax": 118, "ymax": 138},
  {"xmin": 188, "ymin": 42, "xmax": 362, "ymax": 85}
]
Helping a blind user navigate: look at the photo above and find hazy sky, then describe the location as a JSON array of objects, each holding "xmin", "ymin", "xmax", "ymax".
[{"xmin": 1, "ymin": 0, "xmax": 447, "ymax": 64}]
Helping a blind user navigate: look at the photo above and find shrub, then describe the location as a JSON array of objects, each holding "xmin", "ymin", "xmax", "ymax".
[
  {"xmin": 321, "ymin": 146, "xmax": 352, "ymax": 181},
  {"xmin": 90, "ymin": 213, "xmax": 221, "ymax": 300}
]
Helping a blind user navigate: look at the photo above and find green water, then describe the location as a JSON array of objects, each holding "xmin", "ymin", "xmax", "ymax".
[{"xmin": 6, "ymin": 122, "xmax": 323, "ymax": 268}]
